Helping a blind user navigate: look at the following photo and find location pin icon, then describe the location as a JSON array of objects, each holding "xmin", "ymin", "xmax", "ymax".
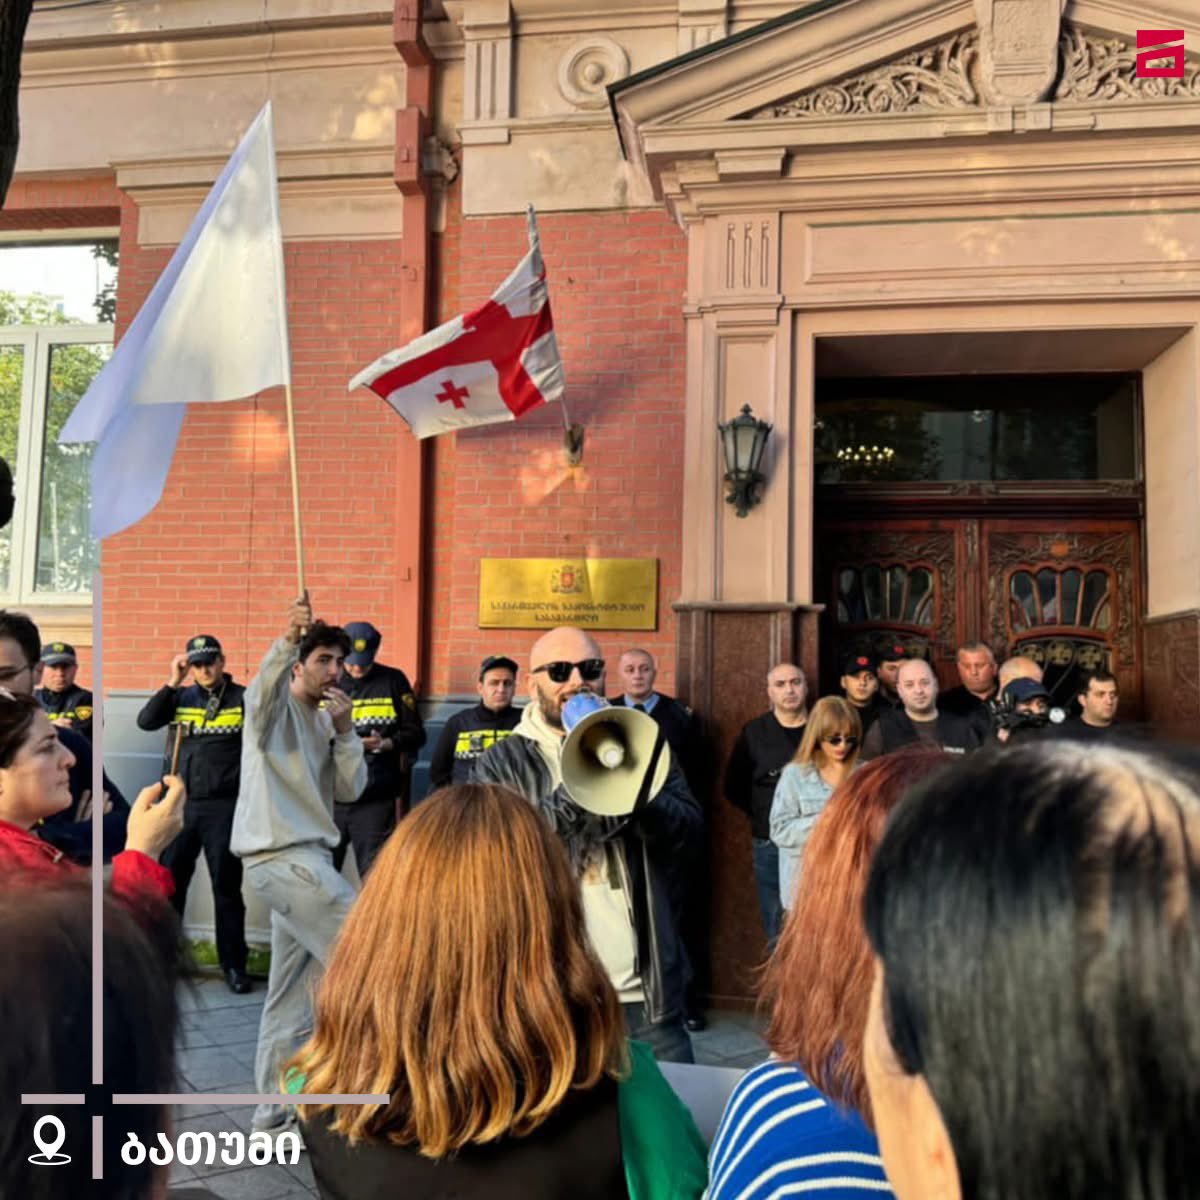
[{"xmin": 32, "ymin": 1115, "xmax": 67, "ymax": 1163}]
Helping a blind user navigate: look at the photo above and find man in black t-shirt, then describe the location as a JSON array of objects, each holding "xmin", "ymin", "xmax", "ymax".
[
  {"xmin": 1063, "ymin": 668, "xmax": 1121, "ymax": 742},
  {"xmin": 862, "ymin": 658, "xmax": 981, "ymax": 759},
  {"xmin": 724, "ymin": 663, "xmax": 808, "ymax": 944}
]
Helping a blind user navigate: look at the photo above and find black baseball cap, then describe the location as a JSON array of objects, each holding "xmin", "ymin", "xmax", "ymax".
[
  {"xmin": 840, "ymin": 650, "xmax": 878, "ymax": 676},
  {"xmin": 40, "ymin": 641, "xmax": 77, "ymax": 667},
  {"xmin": 1003, "ymin": 677, "xmax": 1052, "ymax": 705},
  {"xmin": 480, "ymin": 654, "xmax": 518, "ymax": 679},
  {"xmin": 877, "ymin": 643, "xmax": 909, "ymax": 663},
  {"xmin": 344, "ymin": 622, "xmax": 381, "ymax": 668},
  {"xmin": 185, "ymin": 635, "xmax": 223, "ymax": 665}
]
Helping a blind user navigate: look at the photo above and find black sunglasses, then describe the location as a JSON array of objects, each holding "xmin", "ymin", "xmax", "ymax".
[
  {"xmin": 531, "ymin": 658, "xmax": 605, "ymax": 684},
  {"xmin": 823, "ymin": 734, "xmax": 858, "ymax": 747}
]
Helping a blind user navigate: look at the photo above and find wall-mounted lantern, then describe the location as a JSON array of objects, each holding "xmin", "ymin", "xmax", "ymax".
[{"xmin": 718, "ymin": 404, "xmax": 772, "ymax": 517}]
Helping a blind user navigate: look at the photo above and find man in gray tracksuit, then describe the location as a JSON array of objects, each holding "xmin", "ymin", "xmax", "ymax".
[{"xmin": 231, "ymin": 595, "xmax": 366, "ymax": 1135}]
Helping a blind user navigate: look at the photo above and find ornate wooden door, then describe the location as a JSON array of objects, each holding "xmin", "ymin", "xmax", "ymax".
[
  {"xmin": 816, "ymin": 516, "xmax": 1142, "ymax": 714},
  {"xmin": 980, "ymin": 519, "xmax": 1141, "ymax": 715}
]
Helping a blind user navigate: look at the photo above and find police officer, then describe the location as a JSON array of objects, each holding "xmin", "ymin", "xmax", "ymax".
[
  {"xmin": 137, "ymin": 634, "xmax": 250, "ymax": 993},
  {"xmin": 35, "ymin": 642, "xmax": 94, "ymax": 741},
  {"xmin": 429, "ymin": 654, "xmax": 521, "ymax": 789},
  {"xmin": 335, "ymin": 621, "xmax": 426, "ymax": 876},
  {"xmin": 839, "ymin": 649, "xmax": 885, "ymax": 736}
]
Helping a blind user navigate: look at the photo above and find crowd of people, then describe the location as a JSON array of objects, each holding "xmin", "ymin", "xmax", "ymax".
[
  {"xmin": 0, "ymin": 603, "xmax": 1196, "ymax": 1200},
  {"xmin": 728, "ymin": 640, "xmax": 1126, "ymax": 921}
]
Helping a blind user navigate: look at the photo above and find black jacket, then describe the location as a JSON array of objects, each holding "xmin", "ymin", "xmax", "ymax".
[
  {"xmin": 843, "ymin": 693, "xmax": 887, "ymax": 739},
  {"xmin": 429, "ymin": 702, "xmax": 522, "ymax": 788},
  {"xmin": 939, "ymin": 685, "xmax": 995, "ymax": 740},
  {"xmin": 611, "ymin": 693, "xmax": 710, "ymax": 807},
  {"xmin": 37, "ymin": 727, "xmax": 129, "ymax": 864},
  {"xmin": 862, "ymin": 707, "xmax": 982, "ymax": 759},
  {"xmin": 338, "ymin": 663, "xmax": 426, "ymax": 805},
  {"xmin": 137, "ymin": 675, "xmax": 245, "ymax": 802},
  {"xmin": 724, "ymin": 712, "xmax": 806, "ymax": 840},
  {"xmin": 472, "ymin": 732, "xmax": 700, "ymax": 1027},
  {"xmin": 36, "ymin": 684, "xmax": 94, "ymax": 740}
]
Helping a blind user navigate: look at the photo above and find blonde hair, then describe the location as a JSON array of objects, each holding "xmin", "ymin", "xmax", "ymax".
[
  {"xmin": 290, "ymin": 783, "xmax": 627, "ymax": 1157},
  {"xmin": 793, "ymin": 696, "xmax": 862, "ymax": 769}
]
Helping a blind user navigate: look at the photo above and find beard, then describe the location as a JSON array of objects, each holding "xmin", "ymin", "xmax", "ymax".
[{"xmin": 535, "ymin": 682, "xmax": 594, "ymax": 729}]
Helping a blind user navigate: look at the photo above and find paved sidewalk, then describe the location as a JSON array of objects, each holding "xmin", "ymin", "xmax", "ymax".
[{"xmin": 170, "ymin": 973, "xmax": 768, "ymax": 1199}]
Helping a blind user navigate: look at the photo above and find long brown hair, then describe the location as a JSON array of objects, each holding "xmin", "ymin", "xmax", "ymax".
[
  {"xmin": 290, "ymin": 783, "xmax": 627, "ymax": 1156},
  {"xmin": 792, "ymin": 696, "xmax": 862, "ymax": 770},
  {"xmin": 762, "ymin": 747, "xmax": 951, "ymax": 1121}
]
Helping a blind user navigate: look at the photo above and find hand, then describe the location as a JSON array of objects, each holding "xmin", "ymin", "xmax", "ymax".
[
  {"xmin": 286, "ymin": 591, "xmax": 312, "ymax": 644},
  {"xmin": 361, "ymin": 732, "xmax": 386, "ymax": 753},
  {"xmin": 323, "ymin": 687, "xmax": 354, "ymax": 735},
  {"xmin": 168, "ymin": 653, "xmax": 190, "ymax": 688},
  {"xmin": 124, "ymin": 775, "xmax": 186, "ymax": 861},
  {"xmin": 51, "ymin": 717, "xmax": 73, "ymax": 730}
]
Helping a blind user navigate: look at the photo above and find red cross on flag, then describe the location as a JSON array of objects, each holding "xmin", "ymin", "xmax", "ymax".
[{"xmin": 349, "ymin": 207, "xmax": 565, "ymax": 438}]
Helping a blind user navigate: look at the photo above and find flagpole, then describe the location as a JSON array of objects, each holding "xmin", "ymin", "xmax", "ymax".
[
  {"xmin": 283, "ymin": 381, "xmax": 306, "ymax": 597},
  {"xmin": 264, "ymin": 103, "xmax": 305, "ymax": 598},
  {"xmin": 526, "ymin": 204, "xmax": 584, "ymax": 466}
]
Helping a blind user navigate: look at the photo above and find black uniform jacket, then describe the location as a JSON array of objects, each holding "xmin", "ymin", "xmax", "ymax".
[
  {"xmin": 36, "ymin": 684, "xmax": 94, "ymax": 740},
  {"xmin": 137, "ymin": 675, "xmax": 246, "ymax": 803},
  {"xmin": 429, "ymin": 701, "xmax": 522, "ymax": 788},
  {"xmin": 338, "ymin": 662, "xmax": 426, "ymax": 805}
]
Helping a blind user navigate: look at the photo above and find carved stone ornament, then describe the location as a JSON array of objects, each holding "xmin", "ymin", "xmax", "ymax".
[
  {"xmin": 975, "ymin": 0, "xmax": 1066, "ymax": 106},
  {"xmin": 746, "ymin": 22, "xmax": 1199, "ymax": 119},
  {"xmin": 747, "ymin": 31, "xmax": 981, "ymax": 118},
  {"xmin": 557, "ymin": 37, "xmax": 630, "ymax": 110},
  {"xmin": 1056, "ymin": 26, "xmax": 1200, "ymax": 102}
]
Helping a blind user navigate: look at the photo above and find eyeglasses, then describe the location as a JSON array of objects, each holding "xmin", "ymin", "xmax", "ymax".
[
  {"xmin": 822, "ymin": 734, "xmax": 858, "ymax": 747},
  {"xmin": 531, "ymin": 658, "xmax": 605, "ymax": 684}
]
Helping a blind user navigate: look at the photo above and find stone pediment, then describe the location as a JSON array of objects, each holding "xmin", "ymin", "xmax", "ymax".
[
  {"xmin": 611, "ymin": 0, "xmax": 1200, "ymax": 209},
  {"xmin": 747, "ymin": 24, "xmax": 1200, "ymax": 120}
]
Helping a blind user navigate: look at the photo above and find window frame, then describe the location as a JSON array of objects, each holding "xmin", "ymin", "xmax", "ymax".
[{"xmin": 1, "ymin": 323, "xmax": 113, "ymax": 607}]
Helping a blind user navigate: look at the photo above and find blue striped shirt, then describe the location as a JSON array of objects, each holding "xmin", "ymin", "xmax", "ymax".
[{"xmin": 706, "ymin": 1061, "xmax": 893, "ymax": 1200}]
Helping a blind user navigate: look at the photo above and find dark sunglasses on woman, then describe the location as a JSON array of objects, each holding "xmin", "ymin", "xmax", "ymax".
[
  {"xmin": 823, "ymin": 734, "xmax": 858, "ymax": 747},
  {"xmin": 531, "ymin": 658, "xmax": 605, "ymax": 684}
]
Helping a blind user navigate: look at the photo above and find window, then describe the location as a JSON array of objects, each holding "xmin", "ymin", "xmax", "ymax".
[
  {"xmin": 0, "ymin": 241, "xmax": 117, "ymax": 604},
  {"xmin": 815, "ymin": 375, "xmax": 1139, "ymax": 483}
]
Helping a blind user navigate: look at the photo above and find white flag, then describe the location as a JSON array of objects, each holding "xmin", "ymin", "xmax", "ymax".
[
  {"xmin": 59, "ymin": 102, "xmax": 290, "ymax": 538},
  {"xmin": 349, "ymin": 207, "xmax": 563, "ymax": 439}
]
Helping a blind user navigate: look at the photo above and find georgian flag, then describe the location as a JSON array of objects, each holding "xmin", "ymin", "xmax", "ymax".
[{"xmin": 349, "ymin": 208, "xmax": 564, "ymax": 438}]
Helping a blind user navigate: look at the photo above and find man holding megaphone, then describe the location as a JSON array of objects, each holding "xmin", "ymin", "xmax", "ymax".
[{"xmin": 472, "ymin": 626, "xmax": 702, "ymax": 1064}]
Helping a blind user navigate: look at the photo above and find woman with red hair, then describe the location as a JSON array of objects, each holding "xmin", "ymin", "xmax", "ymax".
[{"xmin": 707, "ymin": 748, "xmax": 951, "ymax": 1200}]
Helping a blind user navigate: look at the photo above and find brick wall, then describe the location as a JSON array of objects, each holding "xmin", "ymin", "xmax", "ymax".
[
  {"xmin": 101, "ymin": 194, "xmax": 420, "ymax": 689},
  {"xmin": 427, "ymin": 191, "xmax": 688, "ymax": 697}
]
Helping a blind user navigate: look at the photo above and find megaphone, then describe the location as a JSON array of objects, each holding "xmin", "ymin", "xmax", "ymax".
[{"xmin": 560, "ymin": 693, "xmax": 672, "ymax": 818}]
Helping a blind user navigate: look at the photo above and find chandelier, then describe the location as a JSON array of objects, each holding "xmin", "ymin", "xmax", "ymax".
[{"xmin": 836, "ymin": 444, "xmax": 896, "ymax": 468}]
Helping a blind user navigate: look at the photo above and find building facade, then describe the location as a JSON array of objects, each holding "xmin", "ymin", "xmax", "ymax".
[{"xmin": 8, "ymin": 0, "xmax": 1200, "ymax": 997}]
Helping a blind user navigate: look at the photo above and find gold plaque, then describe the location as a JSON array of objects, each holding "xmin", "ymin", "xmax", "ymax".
[{"xmin": 479, "ymin": 558, "xmax": 658, "ymax": 631}]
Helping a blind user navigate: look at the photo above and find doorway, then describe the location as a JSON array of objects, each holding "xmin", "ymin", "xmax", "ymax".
[{"xmin": 812, "ymin": 373, "xmax": 1144, "ymax": 716}]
